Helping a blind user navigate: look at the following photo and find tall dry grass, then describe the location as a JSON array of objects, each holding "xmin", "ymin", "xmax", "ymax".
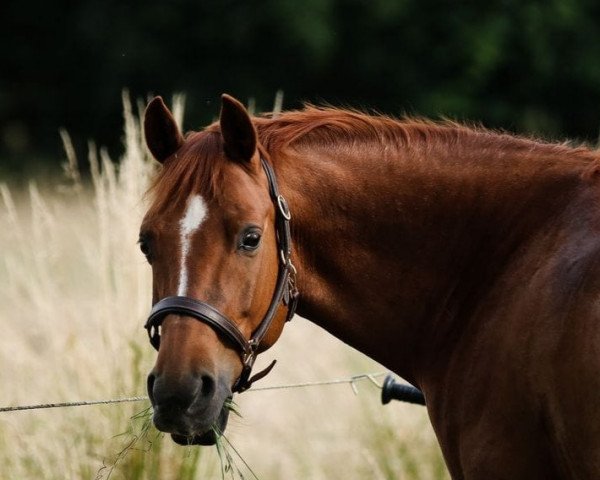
[{"xmin": 0, "ymin": 93, "xmax": 448, "ymax": 479}]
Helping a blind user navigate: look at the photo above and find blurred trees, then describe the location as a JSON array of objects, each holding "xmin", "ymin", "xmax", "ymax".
[{"xmin": 3, "ymin": 0, "xmax": 600, "ymax": 175}]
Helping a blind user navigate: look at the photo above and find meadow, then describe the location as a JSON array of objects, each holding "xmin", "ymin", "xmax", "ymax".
[{"xmin": 0, "ymin": 93, "xmax": 448, "ymax": 479}]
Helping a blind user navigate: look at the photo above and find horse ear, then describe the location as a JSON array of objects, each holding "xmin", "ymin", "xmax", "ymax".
[
  {"xmin": 144, "ymin": 96, "xmax": 184, "ymax": 163},
  {"xmin": 219, "ymin": 94, "xmax": 257, "ymax": 164}
]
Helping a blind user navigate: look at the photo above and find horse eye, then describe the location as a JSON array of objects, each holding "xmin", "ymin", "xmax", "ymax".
[
  {"xmin": 240, "ymin": 230, "xmax": 262, "ymax": 251},
  {"xmin": 138, "ymin": 237, "xmax": 152, "ymax": 263}
]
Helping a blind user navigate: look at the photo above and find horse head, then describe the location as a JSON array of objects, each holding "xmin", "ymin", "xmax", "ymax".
[{"xmin": 140, "ymin": 94, "xmax": 293, "ymax": 445}]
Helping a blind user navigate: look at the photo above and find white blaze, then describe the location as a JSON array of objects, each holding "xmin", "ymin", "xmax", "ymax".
[{"xmin": 177, "ymin": 194, "xmax": 208, "ymax": 296}]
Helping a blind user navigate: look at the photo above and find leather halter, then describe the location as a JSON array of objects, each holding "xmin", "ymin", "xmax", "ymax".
[{"xmin": 144, "ymin": 157, "xmax": 299, "ymax": 393}]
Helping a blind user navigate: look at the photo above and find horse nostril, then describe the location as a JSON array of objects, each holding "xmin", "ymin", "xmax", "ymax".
[
  {"xmin": 200, "ymin": 374, "xmax": 216, "ymax": 398},
  {"xmin": 147, "ymin": 371, "xmax": 156, "ymax": 404},
  {"xmin": 147, "ymin": 370, "xmax": 216, "ymax": 409}
]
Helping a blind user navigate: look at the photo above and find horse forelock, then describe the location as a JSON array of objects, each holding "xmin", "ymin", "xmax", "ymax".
[{"xmin": 146, "ymin": 130, "xmax": 226, "ymax": 218}]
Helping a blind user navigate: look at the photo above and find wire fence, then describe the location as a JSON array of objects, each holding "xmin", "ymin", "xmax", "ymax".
[{"xmin": 0, "ymin": 372, "xmax": 386, "ymax": 414}]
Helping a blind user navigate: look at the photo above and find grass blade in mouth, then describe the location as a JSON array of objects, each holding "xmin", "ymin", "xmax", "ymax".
[
  {"xmin": 223, "ymin": 397, "xmax": 242, "ymax": 417},
  {"xmin": 213, "ymin": 424, "xmax": 261, "ymax": 480},
  {"xmin": 213, "ymin": 425, "xmax": 234, "ymax": 479}
]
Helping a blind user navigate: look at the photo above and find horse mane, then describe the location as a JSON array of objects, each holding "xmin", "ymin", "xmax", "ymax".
[
  {"xmin": 254, "ymin": 105, "xmax": 435, "ymax": 151},
  {"xmin": 252, "ymin": 105, "xmax": 592, "ymax": 159}
]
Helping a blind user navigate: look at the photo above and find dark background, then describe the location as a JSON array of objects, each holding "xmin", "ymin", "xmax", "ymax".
[{"xmin": 3, "ymin": 0, "xmax": 600, "ymax": 177}]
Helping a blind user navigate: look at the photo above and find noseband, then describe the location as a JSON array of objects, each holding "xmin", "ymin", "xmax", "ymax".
[{"xmin": 144, "ymin": 157, "xmax": 299, "ymax": 393}]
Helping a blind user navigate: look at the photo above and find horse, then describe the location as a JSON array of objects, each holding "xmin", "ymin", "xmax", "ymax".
[{"xmin": 140, "ymin": 94, "xmax": 600, "ymax": 479}]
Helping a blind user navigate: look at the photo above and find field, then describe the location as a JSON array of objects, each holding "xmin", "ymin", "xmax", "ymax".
[{"xmin": 0, "ymin": 94, "xmax": 449, "ymax": 479}]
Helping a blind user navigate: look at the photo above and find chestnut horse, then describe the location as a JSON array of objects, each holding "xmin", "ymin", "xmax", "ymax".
[{"xmin": 140, "ymin": 94, "xmax": 600, "ymax": 479}]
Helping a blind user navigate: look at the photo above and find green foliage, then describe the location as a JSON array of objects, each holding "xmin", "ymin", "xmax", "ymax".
[{"xmin": 3, "ymin": 0, "xmax": 600, "ymax": 176}]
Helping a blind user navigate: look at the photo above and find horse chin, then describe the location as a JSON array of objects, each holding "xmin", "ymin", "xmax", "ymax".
[
  {"xmin": 171, "ymin": 431, "xmax": 216, "ymax": 446},
  {"xmin": 170, "ymin": 404, "xmax": 231, "ymax": 446}
]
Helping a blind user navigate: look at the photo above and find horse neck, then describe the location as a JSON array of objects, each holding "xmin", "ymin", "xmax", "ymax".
[{"xmin": 271, "ymin": 133, "xmax": 597, "ymax": 383}]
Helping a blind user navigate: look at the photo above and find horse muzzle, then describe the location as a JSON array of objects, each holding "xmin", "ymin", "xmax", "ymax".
[
  {"xmin": 170, "ymin": 406, "xmax": 231, "ymax": 446},
  {"xmin": 147, "ymin": 370, "xmax": 232, "ymax": 445}
]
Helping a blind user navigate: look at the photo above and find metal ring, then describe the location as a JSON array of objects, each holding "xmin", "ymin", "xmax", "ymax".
[
  {"xmin": 277, "ymin": 195, "xmax": 292, "ymax": 220},
  {"xmin": 287, "ymin": 261, "xmax": 297, "ymax": 276}
]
